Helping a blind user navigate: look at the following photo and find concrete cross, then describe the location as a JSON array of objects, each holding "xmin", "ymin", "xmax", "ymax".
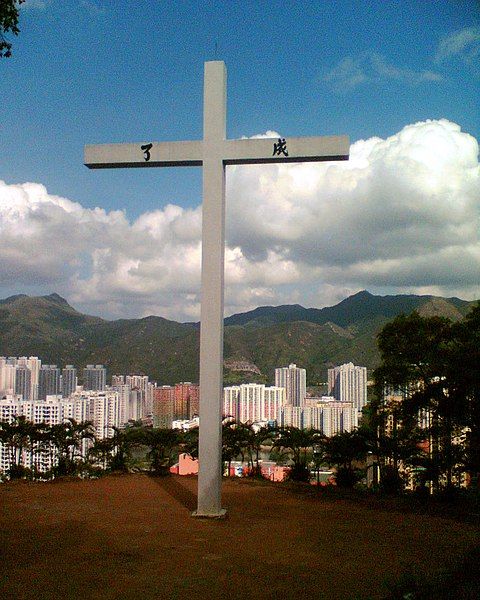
[{"xmin": 85, "ymin": 61, "xmax": 349, "ymax": 517}]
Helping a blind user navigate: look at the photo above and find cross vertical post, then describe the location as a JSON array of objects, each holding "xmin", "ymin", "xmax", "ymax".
[
  {"xmin": 84, "ymin": 60, "xmax": 349, "ymax": 519},
  {"xmin": 195, "ymin": 62, "xmax": 227, "ymax": 517}
]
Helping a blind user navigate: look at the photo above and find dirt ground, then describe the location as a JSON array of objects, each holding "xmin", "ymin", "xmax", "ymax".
[{"xmin": 1, "ymin": 474, "xmax": 479, "ymax": 600}]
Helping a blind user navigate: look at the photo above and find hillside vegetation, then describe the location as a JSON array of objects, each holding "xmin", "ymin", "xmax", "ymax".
[{"xmin": 0, "ymin": 291, "xmax": 473, "ymax": 384}]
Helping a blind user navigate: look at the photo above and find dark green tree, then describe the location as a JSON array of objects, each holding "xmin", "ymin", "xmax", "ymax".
[
  {"xmin": 222, "ymin": 419, "xmax": 247, "ymax": 475},
  {"xmin": 323, "ymin": 430, "xmax": 368, "ymax": 487},
  {"xmin": 108, "ymin": 426, "xmax": 136, "ymax": 472},
  {"xmin": 88, "ymin": 438, "xmax": 114, "ymax": 471},
  {"xmin": 143, "ymin": 428, "xmax": 180, "ymax": 475},
  {"xmin": 0, "ymin": 416, "xmax": 31, "ymax": 478},
  {"xmin": 0, "ymin": 0, "xmax": 25, "ymax": 58},
  {"xmin": 374, "ymin": 310, "xmax": 473, "ymax": 493},
  {"xmin": 448, "ymin": 304, "xmax": 480, "ymax": 485},
  {"xmin": 50, "ymin": 419, "xmax": 95, "ymax": 476},
  {"xmin": 180, "ymin": 426, "xmax": 199, "ymax": 459},
  {"xmin": 244, "ymin": 424, "xmax": 274, "ymax": 477},
  {"xmin": 272, "ymin": 426, "xmax": 323, "ymax": 482},
  {"xmin": 364, "ymin": 391, "xmax": 427, "ymax": 493}
]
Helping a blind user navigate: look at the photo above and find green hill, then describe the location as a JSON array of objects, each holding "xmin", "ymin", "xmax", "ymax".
[{"xmin": 0, "ymin": 291, "xmax": 475, "ymax": 384}]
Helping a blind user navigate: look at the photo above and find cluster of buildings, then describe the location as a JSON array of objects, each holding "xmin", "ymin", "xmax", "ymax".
[
  {"xmin": 153, "ymin": 383, "xmax": 199, "ymax": 428},
  {"xmin": 222, "ymin": 363, "xmax": 366, "ymax": 436},
  {"xmin": 1, "ymin": 357, "xmax": 368, "ymax": 435},
  {"xmin": 0, "ymin": 356, "xmax": 368, "ymax": 473},
  {"xmin": 0, "ymin": 357, "xmax": 156, "ymax": 439}
]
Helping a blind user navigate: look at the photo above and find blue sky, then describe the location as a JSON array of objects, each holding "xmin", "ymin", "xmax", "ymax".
[{"xmin": 0, "ymin": 1, "xmax": 479, "ymax": 320}]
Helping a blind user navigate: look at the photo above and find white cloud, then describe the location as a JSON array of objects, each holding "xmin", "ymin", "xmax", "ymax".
[
  {"xmin": 323, "ymin": 51, "xmax": 442, "ymax": 92},
  {"xmin": 435, "ymin": 26, "xmax": 480, "ymax": 64},
  {"xmin": 0, "ymin": 119, "xmax": 478, "ymax": 321},
  {"xmin": 80, "ymin": 1, "xmax": 107, "ymax": 17},
  {"xmin": 22, "ymin": 0, "xmax": 52, "ymax": 10},
  {"xmin": 23, "ymin": 1, "xmax": 106, "ymax": 15}
]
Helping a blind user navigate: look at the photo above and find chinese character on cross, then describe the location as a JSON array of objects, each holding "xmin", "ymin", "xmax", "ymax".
[{"xmin": 273, "ymin": 138, "xmax": 288, "ymax": 157}]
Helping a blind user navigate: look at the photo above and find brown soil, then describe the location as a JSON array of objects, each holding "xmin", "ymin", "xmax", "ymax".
[{"xmin": 0, "ymin": 474, "xmax": 479, "ymax": 600}]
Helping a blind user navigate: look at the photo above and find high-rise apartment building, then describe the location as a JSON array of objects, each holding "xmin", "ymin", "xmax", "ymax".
[
  {"xmin": 153, "ymin": 386, "xmax": 175, "ymax": 428},
  {"xmin": 275, "ymin": 363, "xmax": 306, "ymax": 407},
  {"xmin": 264, "ymin": 386, "xmax": 286, "ymax": 421},
  {"xmin": 0, "ymin": 357, "xmax": 16, "ymax": 395},
  {"xmin": 15, "ymin": 367, "xmax": 32, "ymax": 400},
  {"xmin": 145, "ymin": 382, "xmax": 156, "ymax": 418},
  {"xmin": 222, "ymin": 384, "xmax": 286, "ymax": 424},
  {"xmin": 83, "ymin": 364, "xmax": 106, "ymax": 391},
  {"xmin": 126, "ymin": 375, "xmax": 149, "ymax": 391},
  {"xmin": 128, "ymin": 388, "xmax": 142, "ymax": 422},
  {"xmin": 1, "ymin": 357, "xmax": 41, "ymax": 400},
  {"xmin": 111, "ymin": 375, "xmax": 157, "ymax": 424},
  {"xmin": 238, "ymin": 383, "xmax": 264, "ymax": 423},
  {"xmin": 280, "ymin": 397, "xmax": 357, "ymax": 434},
  {"xmin": 304, "ymin": 399, "xmax": 358, "ymax": 436},
  {"xmin": 111, "ymin": 383, "xmax": 130, "ymax": 425},
  {"xmin": 223, "ymin": 386, "xmax": 239, "ymax": 420},
  {"xmin": 328, "ymin": 362, "xmax": 367, "ymax": 416},
  {"xmin": 38, "ymin": 365, "xmax": 61, "ymax": 400},
  {"xmin": 279, "ymin": 405, "xmax": 303, "ymax": 428},
  {"xmin": 174, "ymin": 382, "xmax": 200, "ymax": 420},
  {"xmin": 26, "ymin": 357, "xmax": 41, "ymax": 401},
  {"xmin": 61, "ymin": 365, "xmax": 77, "ymax": 398},
  {"xmin": 111, "ymin": 375, "xmax": 125, "ymax": 386},
  {"xmin": 69, "ymin": 390, "xmax": 121, "ymax": 439}
]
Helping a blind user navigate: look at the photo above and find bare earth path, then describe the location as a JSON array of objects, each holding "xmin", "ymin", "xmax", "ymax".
[{"xmin": 1, "ymin": 474, "xmax": 479, "ymax": 599}]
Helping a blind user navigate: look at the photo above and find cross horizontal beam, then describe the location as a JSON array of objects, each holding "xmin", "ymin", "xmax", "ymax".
[
  {"xmin": 84, "ymin": 141, "xmax": 203, "ymax": 169},
  {"xmin": 223, "ymin": 135, "xmax": 349, "ymax": 165},
  {"xmin": 84, "ymin": 135, "xmax": 349, "ymax": 169}
]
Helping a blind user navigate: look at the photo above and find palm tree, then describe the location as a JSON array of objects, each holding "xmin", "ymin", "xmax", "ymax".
[
  {"xmin": 323, "ymin": 430, "xmax": 368, "ymax": 488},
  {"xmin": 88, "ymin": 438, "xmax": 114, "ymax": 471},
  {"xmin": 272, "ymin": 427, "xmax": 324, "ymax": 482},
  {"xmin": 36, "ymin": 422, "xmax": 57, "ymax": 479},
  {"xmin": 0, "ymin": 420, "xmax": 17, "ymax": 478},
  {"xmin": 26, "ymin": 421, "xmax": 47, "ymax": 480},
  {"xmin": 241, "ymin": 424, "xmax": 274, "ymax": 477},
  {"xmin": 50, "ymin": 419, "xmax": 95, "ymax": 477},
  {"xmin": 0, "ymin": 416, "xmax": 32, "ymax": 479},
  {"xmin": 108, "ymin": 426, "xmax": 133, "ymax": 472},
  {"xmin": 144, "ymin": 428, "xmax": 180, "ymax": 475},
  {"xmin": 222, "ymin": 419, "xmax": 248, "ymax": 476}
]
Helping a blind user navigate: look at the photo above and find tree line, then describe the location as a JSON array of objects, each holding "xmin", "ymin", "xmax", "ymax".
[{"xmin": 0, "ymin": 414, "xmax": 364, "ymax": 485}]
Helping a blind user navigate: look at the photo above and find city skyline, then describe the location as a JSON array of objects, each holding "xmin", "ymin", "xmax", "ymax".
[
  {"xmin": 1, "ymin": 2, "xmax": 478, "ymax": 321},
  {"xmin": 1, "ymin": 353, "xmax": 366, "ymax": 431}
]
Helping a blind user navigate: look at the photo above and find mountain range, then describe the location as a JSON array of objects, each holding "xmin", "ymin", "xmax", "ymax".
[{"xmin": 0, "ymin": 291, "xmax": 475, "ymax": 385}]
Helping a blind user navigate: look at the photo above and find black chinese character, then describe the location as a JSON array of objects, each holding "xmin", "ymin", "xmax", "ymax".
[
  {"xmin": 141, "ymin": 143, "xmax": 153, "ymax": 161},
  {"xmin": 273, "ymin": 138, "xmax": 288, "ymax": 157}
]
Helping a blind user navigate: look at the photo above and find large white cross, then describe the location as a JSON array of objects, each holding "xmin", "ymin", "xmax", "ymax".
[{"xmin": 85, "ymin": 61, "xmax": 349, "ymax": 517}]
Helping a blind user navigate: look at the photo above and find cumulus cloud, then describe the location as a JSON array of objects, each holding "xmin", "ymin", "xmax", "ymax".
[
  {"xmin": 323, "ymin": 51, "xmax": 442, "ymax": 92},
  {"xmin": 0, "ymin": 119, "xmax": 479, "ymax": 320}
]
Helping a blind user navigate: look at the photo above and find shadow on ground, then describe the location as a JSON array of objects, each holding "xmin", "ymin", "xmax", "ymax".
[{"xmin": 149, "ymin": 474, "xmax": 197, "ymax": 512}]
